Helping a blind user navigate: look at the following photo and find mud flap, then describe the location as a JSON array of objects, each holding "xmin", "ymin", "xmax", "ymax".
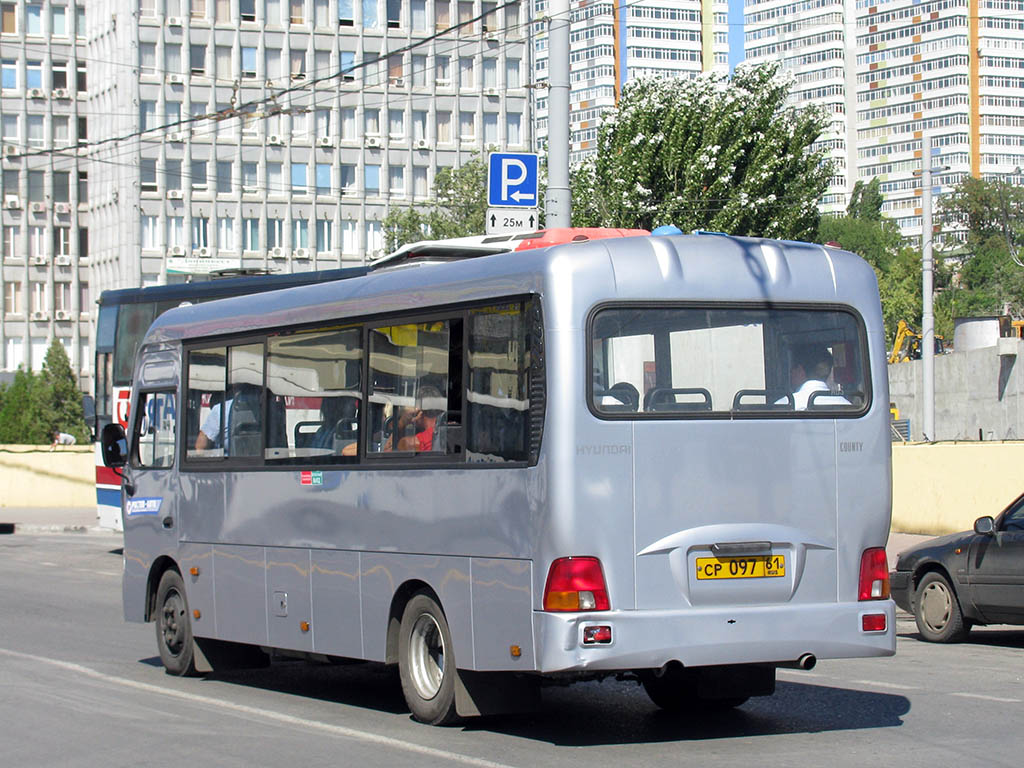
[{"xmin": 454, "ymin": 670, "xmax": 540, "ymax": 717}]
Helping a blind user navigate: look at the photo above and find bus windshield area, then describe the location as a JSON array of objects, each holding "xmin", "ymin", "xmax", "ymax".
[{"xmin": 590, "ymin": 304, "xmax": 869, "ymax": 416}]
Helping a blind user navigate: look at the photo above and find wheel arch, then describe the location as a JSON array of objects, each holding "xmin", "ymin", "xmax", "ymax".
[
  {"xmin": 145, "ymin": 555, "xmax": 181, "ymax": 622},
  {"xmin": 384, "ymin": 579, "xmax": 437, "ymax": 665},
  {"xmin": 912, "ymin": 561, "xmax": 979, "ymax": 621}
]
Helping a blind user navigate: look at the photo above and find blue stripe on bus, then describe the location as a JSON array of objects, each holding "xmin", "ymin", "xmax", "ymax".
[{"xmin": 97, "ymin": 488, "xmax": 121, "ymax": 507}]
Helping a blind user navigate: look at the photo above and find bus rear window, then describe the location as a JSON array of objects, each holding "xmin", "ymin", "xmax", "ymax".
[{"xmin": 590, "ymin": 305, "xmax": 869, "ymax": 417}]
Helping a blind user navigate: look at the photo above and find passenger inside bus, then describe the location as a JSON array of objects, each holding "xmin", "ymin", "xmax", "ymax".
[
  {"xmin": 387, "ymin": 386, "xmax": 445, "ymax": 452},
  {"xmin": 787, "ymin": 347, "xmax": 851, "ymax": 410}
]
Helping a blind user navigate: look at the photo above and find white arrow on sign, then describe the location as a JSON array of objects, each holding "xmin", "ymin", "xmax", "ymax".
[{"xmin": 510, "ymin": 190, "xmax": 535, "ymax": 202}]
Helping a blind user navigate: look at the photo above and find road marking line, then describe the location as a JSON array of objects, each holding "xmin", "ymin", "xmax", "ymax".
[
  {"xmin": 850, "ymin": 679, "xmax": 918, "ymax": 691},
  {"xmin": 949, "ymin": 692, "xmax": 1021, "ymax": 703},
  {"xmin": 0, "ymin": 647, "xmax": 516, "ymax": 768}
]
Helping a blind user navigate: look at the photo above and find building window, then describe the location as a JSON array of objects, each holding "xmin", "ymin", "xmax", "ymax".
[
  {"xmin": 216, "ymin": 46, "xmax": 231, "ymax": 78},
  {"xmin": 217, "ymin": 217, "xmax": 235, "ymax": 250},
  {"xmin": 191, "ymin": 160, "xmax": 207, "ymax": 190},
  {"xmin": 364, "ymin": 108, "xmax": 380, "ymax": 135},
  {"xmin": 315, "ymin": 163, "xmax": 331, "ymax": 194},
  {"xmin": 387, "ymin": 0, "xmax": 400, "ymax": 28},
  {"xmin": 54, "ymin": 282, "xmax": 71, "ymax": 313},
  {"xmin": 267, "ymin": 218, "xmax": 283, "ymax": 248},
  {"xmin": 340, "ymin": 164, "xmax": 356, "ymax": 194},
  {"xmin": 1, "ymin": 3, "xmax": 16, "ymax": 34},
  {"xmin": 412, "ymin": 54, "xmax": 427, "ymax": 87},
  {"xmin": 436, "ymin": 55, "xmax": 450, "ymax": 85},
  {"xmin": 314, "ymin": 0, "xmax": 329, "ymax": 26},
  {"xmin": 388, "ymin": 165, "xmax": 404, "ymax": 195},
  {"xmin": 140, "ymin": 43, "xmax": 157, "ymax": 77},
  {"xmin": 241, "ymin": 47, "xmax": 257, "ymax": 78},
  {"xmin": 140, "ymin": 0, "xmax": 157, "ymax": 18},
  {"xmin": 191, "ymin": 0, "xmax": 207, "ymax": 21},
  {"xmin": 316, "ymin": 219, "xmax": 332, "ymax": 253},
  {"xmin": 76, "ymin": 62, "xmax": 86, "ymax": 92},
  {"xmin": 141, "ymin": 159, "xmax": 158, "ymax": 192},
  {"xmin": 78, "ymin": 170, "xmax": 88, "ymax": 202},
  {"xmin": 52, "ymin": 5, "xmax": 66, "ymax": 35},
  {"xmin": 364, "ymin": 164, "xmax": 380, "ymax": 195},
  {"xmin": 166, "ymin": 160, "xmax": 182, "ymax": 191},
  {"xmin": 483, "ymin": 58, "xmax": 497, "ymax": 89},
  {"xmin": 52, "ymin": 60, "xmax": 68, "ymax": 88},
  {"xmin": 26, "ymin": 3, "xmax": 41, "ymax": 35},
  {"xmin": 191, "ymin": 44, "xmax": 206, "ymax": 75},
  {"xmin": 413, "ymin": 166, "xmax": 427, "ymax": 197},
  {"xmin": 460, "ymin": 111, "xmax": 476, "ymax": 141},
  {"xmin": 366, "ymin": 221, "xmax": 383, "ymax": 256},
  {"xmin": 412, "ymin": 110, "xmax": 427, "ymax": 142},
  {"xmin": 54, "ymin": 227, "xmax": 71, "ymax": 256},
  {"xmin": 315, "ymin": 109, "xmax": 331, "ymax": 139},
  {"xmin": 389, "ymin": 110, "xmax": 404, "ymax": 138},
  {"xmin": 215, "ymin": 161, "xmax": 232, "ymax": 193},
  {"xmin": 290, "ymin": 49, "xmax": 306, "ymax": 79},
  {"xmin": 437, "ymin": 111, "xmax": 451, "ymax": 143},
  {"xmin": 53, "ymin": 116, "xmax": 70, "ymax": 147},
  {"xmin": 2, "ymin": 225, "xmax": 19, "ymax": 261},
  {"xmin": 192, "ymin": 217, "xmax": 209, "ymax": 248},
  {"xmin": 291, "ymin": 163, "xmax": 307, "ymax": 193},
  {"xmin": 141, "ymin": 216, "xmax": 159, "ymax": 250},
  {"xmin": 362, "ymin": 0, "xmax": 378, "ymax": 28},
  {"xmin": 240, "ymin": 0, "xmax": 256, "ymax": 22},
  {"xmin": 216, "ymin": 0, "xmax": 230, "ymax": 23},
  {"xmin": 4, "ymin": 281, "xmax": 23, "ymax": 315},
  {"xmin": 1, "ymin": 59, "xmax": 15, "ymax": 90},
  {"xmin": 290, "ymin": 0, "xmax": 304, "ymax": 24},
  {"xmin": 31, "ymin": 282, "xmax": 47, "ymax": 314},
  {"xmin": 341, "ymin": 220, "xmax": 357, "ymax": 254},
  {"xmin": 292, "ymin": 218, "xmax": 308, "ymax": 249},
  {"xmin": 241, "ymin": 162, "xmax": 258, "ymax": 192},
  {"xmin": 27, "ymin": 170, "xmax": 43, "ymax": 201},
  {"xmin": 267, "ymin": 162, "xmax": 283, "ymax": 194},
  {"xmin": 242, "ymin": 218, "xmax": 258, "ymax": 250},
  {"xmin": 459, "ymin": 57, "xmax": 473, "ymax": 89},
  {"xmin": 506, "ymin": 112, "xmax": 522, "ymax": 145},
  {"xmin": 167, "ymin": 217, "xmax": 184, "ymax": 247},
  {"xmin": 27, "ymin": 115, "xmax": 43, "ymax": 147},
  {"xmin": 483, "ymin": 112, "xmax": 498, "ymax": 145},
  {"xmin": 339, "ymin": 0, "xmax": 354, "ymax": 26},
  {"xmin": 436, "ymin": 1, "xmax": 450, "ymax": 30},
  {"xmin": 411, "ymin": 0, "xmax": 426, "ymax": 31},
  {"xmin": 26, "ymin": 60, "xmax": 42, "ymax": 89}
]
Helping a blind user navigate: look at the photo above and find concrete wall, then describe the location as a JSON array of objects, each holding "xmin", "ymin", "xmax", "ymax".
[
  {"xmin": 0, "ymin": 446, "xmax": 94, "ymax": 508},
  {"xmin": 0, "ymin": 442, "xmax": 1020, "ymax": 537},
  {"xmin": 888, "ymin": 338, "xmax": 1024, "ymax": 442}
]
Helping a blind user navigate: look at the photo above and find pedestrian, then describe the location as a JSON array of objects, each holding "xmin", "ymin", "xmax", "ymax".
[{"xmin": 50, "ymin": 430, "xmax": 77, "ymax": 451}]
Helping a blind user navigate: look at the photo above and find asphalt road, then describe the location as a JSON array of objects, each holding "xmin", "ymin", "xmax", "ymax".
[{"xmin": 2, "ymin": 531, "xmax": 1022, "ymax": 768}]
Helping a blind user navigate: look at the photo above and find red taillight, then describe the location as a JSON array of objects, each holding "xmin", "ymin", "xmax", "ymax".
[
  {"xmin": 859, "ymin": 547, "xmax": 890, "ymax": 601},
  {"xmin": 543, "ymin": 556, "xmax": 610, "ymax": 611}
]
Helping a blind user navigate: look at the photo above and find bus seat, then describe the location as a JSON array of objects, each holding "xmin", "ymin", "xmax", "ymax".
[
  {"xmin": 643, "ymin": 387, "xmax": 712, "ymax": 412},
  {"xmin": 596, "ymin": 383, "xmax": 639, "ymax": 413},
  {"xmin": 732, "ymin": 389, "xmax": 794, "ymax": 411},
  {"xmin": 227, "ymin": 384, "xmax": 262, "ymax": 456}
]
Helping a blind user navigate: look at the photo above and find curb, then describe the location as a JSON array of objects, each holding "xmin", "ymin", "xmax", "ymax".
[{"xmin": 0, "ymin": 523, "xmax": 112, "ymax": 535}]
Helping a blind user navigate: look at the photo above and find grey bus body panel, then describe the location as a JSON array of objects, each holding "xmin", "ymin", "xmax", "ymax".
[{"xmin": 124, "ymin": 234, "xmax": 894, "ymax": 674}]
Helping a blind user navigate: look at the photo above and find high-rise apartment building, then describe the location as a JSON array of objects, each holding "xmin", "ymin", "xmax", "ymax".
[
  {"xmin": 1, "ymin": 0, "xmax": 531, "ymax": 383},
  {"xmin": 745, "ymin": 0, "xmax": 1024, "ymax": 236},
  {"xmin": 532, "ymin": 0, "xmax": 730, "ymax": 164}
]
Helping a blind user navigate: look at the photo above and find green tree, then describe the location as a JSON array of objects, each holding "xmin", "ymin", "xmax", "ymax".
[
  {"xmin": 0, "ymin": 367, "xmax": 47, "ymax": 444},
  {"xmin": 570, "ymin": 63, "xmax": 833, "ymax": 240},
  {"xmin": 39, "ymin": 339, "xmax": 89, "ymax": 444},
  {"xmin": 937, "ymin": 176, "xmax": 1024, "ymax": 322},
  {"xmin": 819, "ymin": 177, "xmax": 923, "ymax": 345}
]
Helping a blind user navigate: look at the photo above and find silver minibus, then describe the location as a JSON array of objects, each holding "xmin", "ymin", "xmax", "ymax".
[{"xmin": 102, "ymin": 230, "xmax": 895, "ymax": 724}]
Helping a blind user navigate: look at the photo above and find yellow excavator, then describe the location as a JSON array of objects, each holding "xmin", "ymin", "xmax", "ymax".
[{"xmin": 889, "ymin": 320, "xmax": 949, "ymax": 363}]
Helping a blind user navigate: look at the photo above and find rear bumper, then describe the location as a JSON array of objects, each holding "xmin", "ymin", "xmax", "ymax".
[{"xmin": 532, "ymin": 600, "xmax": 896, "ymax": 674}]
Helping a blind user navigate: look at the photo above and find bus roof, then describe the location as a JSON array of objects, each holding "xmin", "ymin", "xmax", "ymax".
[{"xmin": 96, "ymin": 266, "xmax": 369, "ymax": 307}]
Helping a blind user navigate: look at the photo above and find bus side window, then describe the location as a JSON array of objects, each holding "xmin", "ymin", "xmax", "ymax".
[
  {"xmin": 465, "ymin": 302, "xmax": 530, "ymax": 462},
  {"xmin": 133, "ymin": 391, "xmax": 176, "ymax": 469},
  {"xmin": 186, "ymin": 347, "xmax": 227, "ymax": 459}
]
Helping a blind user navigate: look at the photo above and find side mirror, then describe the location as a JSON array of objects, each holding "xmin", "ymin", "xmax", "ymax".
[
  {"xmin": 974, "ymin": 516, "xmax": 995, "ymax": 536},
  {"xmin": 101, "ymin": 423, "xmax": 128, "ymax": 468}
]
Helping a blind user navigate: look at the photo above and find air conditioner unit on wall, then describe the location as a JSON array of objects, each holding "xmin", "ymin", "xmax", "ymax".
[
  {"xmin": 167, "ymin": 16, "xmax": 183, "ymax": 26},
  {"xmin": 293, "ymin": 247, "xmax": 309, "ymax": 259},
  {"xmin": 55, "ymin": 310, "xmax": 71, "ymax": 320},
  {"xmin": 415, "ymin": 139, "xmax": 429, "ymax": 149},
  {"xmin": 54, "ymin": 202, "xmax": 71, "ymax": 214},
  {"xmin": 365, "ymin": 136, "xmax": 380, "ymax": 148},
  {"xmin": 4, "ymin": 195, "xmax": 20, "ymax": 209},
  {"xmin": 195, "ymin": 246, "xmax": 210, "ymax": 257},
  {"xmin": 270, "ymin": 246, "xmax": 284, "ymax": 258},
  {"xmin": 167, "ymin": 189, "xmax": 184, "ymax": 199},
  {"xmin": 169, "ymin": 131, "xmax": 186, "ymax": 142},
  {"xmin": 3, "ymin": 144, "xmax": 17, "ymax": 156},
  {"xmin": 166, "ymin": 73, "xmax": 185, "ymax": 84},
  {"xmin": 169, "ymin": 245, "xmax": 185, "ymax": 256},
  {"xmin": 52, "ymin": 88, "xmax": 70, "ymax": 99},
  {"xmin": 30, "ymin": 202, "xmax": 46, "ymax": 213},
  {"xmin": 31, "ymin": 310, "xmax": 49, "ymax": 321},
  {"xmin": 55, "ymin": 255, "xmax": 72, "ymax": 266},
  {"xmin": 29, "ymin": 88, "xmax": 44, "ymax": 98},
  {"xmin": 317, "ymin": 137, "xmax": 333, "ymax": 147},
  {"xmin": 30, "ymin": 255, "xmax": 47, "ymax": 266},
  {"xmin": 267, "ymin": 135, "xmax": 283, "ymax": 145}
]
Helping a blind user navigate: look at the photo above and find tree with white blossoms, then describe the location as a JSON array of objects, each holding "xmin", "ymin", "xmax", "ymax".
[{"xmin": 571, "ymin": 63, "xmax": 833, "ymax": 240}]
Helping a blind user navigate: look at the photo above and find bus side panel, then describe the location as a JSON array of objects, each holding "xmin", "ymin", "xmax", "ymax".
[
  {"xmin": 213, "ymin": 544, "xmax": 269, "ymax": 646},
  {"xmin": 267, "ymin": 547, "xmax": 313, "ymax": 652},
  {"xmin": 470, "ymin": 558, "xmax": 536, "ymax": 671},
  {"xmin": 179, "ymin": 543, "xmax": 215, "ymax": 636},
  {"xmin": 311, "ymin": 549, "xmax": 363, "ymax": 658},
  {"xmin": 360, "ymin": 553, "xmax": 472, "ymax": 666}
]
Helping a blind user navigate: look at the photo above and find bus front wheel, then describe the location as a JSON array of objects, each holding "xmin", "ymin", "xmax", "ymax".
[
  {"xmin": 398, "ymin": 592, "xmax": 459, "ymax": 725},
  {"xmin": 155, "ymin": 569, "xmax": 198, "ymax": 676}
]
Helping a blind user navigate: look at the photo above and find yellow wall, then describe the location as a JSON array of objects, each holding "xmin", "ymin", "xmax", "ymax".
[
  {"xmin": 892, "ymin": 442, "xmax": 1024, "ymax": 535},
  {"xmin": 0, "ymin": 442, "xmax": 1021, "ymax": 537},
  {"xmin": 0, "ymin": 445, "xmax": 95, "ymax": 508}
]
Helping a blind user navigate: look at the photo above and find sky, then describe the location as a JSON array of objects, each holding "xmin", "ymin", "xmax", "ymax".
[{"xmin": 728, "ymin": 0, "xmax": 745, "ymax": 73}]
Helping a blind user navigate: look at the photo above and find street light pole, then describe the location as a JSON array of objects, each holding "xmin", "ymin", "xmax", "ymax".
[
  {"xmin": 545, "ymin": 0, "xmax": 571, "ymax": 227},
  {"xmin": 921, "ymin": 134, "xmax": 935, "ymax": 442}
]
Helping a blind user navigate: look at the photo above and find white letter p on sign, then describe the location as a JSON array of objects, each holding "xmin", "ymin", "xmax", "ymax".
[{"xmin": 501, "ymin": 158, "xmax": 527, "ymax": 202}]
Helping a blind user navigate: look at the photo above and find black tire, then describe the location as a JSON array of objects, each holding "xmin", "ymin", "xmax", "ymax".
[
  {"xmin": 640, "ymin": 669, "xmax": 748, "ymax": 713},
  {"xmin": 398, "ymin": 592, "xmax": 460, "ymax": 725},
  {"xmin": 155, "ymin": 569, "xmax": 198, "ymax": 676},
  {"xmin": 914, "ymin": 571, "xmax": 970, "ymax": 643}
]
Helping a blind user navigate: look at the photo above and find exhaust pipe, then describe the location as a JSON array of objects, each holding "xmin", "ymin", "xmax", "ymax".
[{"xmin": 778, "ymin": 653, "xmax": 817, "ymax": 671}]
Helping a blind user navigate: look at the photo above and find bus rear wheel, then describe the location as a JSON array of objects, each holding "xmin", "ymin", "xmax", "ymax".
[
  {"xmin": 155, "ymin": 569, "xmax": 198, "ymax": 676},
  {"xmin": 398, "ymin": 592, "xmax": 459, "ymax": 725}
]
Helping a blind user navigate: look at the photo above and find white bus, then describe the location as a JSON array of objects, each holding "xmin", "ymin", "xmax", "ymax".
[{"xmin": 102, "ymin": 230, "xmax": 895, "ymax": 724}]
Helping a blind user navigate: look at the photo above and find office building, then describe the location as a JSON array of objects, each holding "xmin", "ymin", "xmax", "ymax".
[{"xmin": 1, "ymin": 0, "xmax": 531, "ymax": 382}]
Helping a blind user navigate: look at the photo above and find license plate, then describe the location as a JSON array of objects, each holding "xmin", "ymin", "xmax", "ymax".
[{"xmin": 695, "ymin": 554, "xmax": 786, "ymax": 580}]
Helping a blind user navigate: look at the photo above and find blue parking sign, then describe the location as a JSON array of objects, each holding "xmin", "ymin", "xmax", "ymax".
[{"xmin": 488, "ymin": 152, "xmax": 539, "ymax": 208}]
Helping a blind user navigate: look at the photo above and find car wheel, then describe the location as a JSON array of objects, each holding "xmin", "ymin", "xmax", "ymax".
[
  {"xmin": 398, "ymin": 591, "xmax": 460, "ymax": 725},
  {"xmin": 914, "ymin": 571, "xmax": 970, "ymax": 643},
  {"xmin": 155, "ymin": 569, "xmax": 199, "ymax": 675}
]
